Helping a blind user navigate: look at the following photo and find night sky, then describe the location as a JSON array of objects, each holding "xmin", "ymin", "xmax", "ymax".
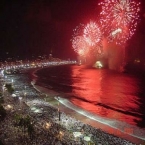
[{"xmin": 0, "ymin": 0, "xmax": 145, "ymax": 61}]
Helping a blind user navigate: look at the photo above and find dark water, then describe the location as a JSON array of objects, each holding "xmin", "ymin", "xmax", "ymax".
[{"xmin": 35, "ymin": 64, "xmax": 145, "ymax": 139}]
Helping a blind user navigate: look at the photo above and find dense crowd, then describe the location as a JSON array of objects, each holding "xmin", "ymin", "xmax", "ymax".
[{"xmin": 0, "ymin": 70, "xmax": 137, "ymax": 145}]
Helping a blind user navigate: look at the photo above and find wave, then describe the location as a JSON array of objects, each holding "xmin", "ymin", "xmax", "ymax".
[
  {"xmin": 57, "ymin": 97, "xmax": 145, "ymax": 141},
  {"xmin": 67, "ymin": 95, "xmax": 143, "ymax": 118},
  {"xmin": 96, "ymin": 102, "xmax": 143, "ymax": 118}
]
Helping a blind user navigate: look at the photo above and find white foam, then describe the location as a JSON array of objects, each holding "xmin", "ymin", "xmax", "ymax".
[{"xmin": 57, "ymin": 97, "xmax": 145, "ymax": 141}]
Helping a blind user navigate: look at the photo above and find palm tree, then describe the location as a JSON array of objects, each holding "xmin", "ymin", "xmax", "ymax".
[
  {"xmin": 0, "ymin": 96, "xmax": 4, "ymax": 104},
  {"xmin": 0, "ymin": 105, "xmax": 6, "ymax": 121},
  {"xmin": 14, "ymin": 114, "xmax": 35, "ymax": 139},
  {"xmin": 5, "ymin": 84, "xmax": 14, "ymax": 94},
  {"xmin": 27, "ymin": 123, "xmax": 35, "ymax": 139}
]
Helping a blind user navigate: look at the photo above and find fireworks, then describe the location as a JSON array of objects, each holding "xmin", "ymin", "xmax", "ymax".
[
  {"xmin": 72, "ymin": 36, "xmax": 89, "ymax": 56},
  {"xmin": 71, "ymin": 21, "xmax": 103, "ymax": 58},
  {"xmin": 99, "ymin": 0, "xmax": 140, "ymax": 45},
  {"xmin": 71, "ymin": 24, "xmax": 88, "ymax": 57},
  {"xmin": 71, "ymin": 0, "xmax": 141, "ymax": 69},
  {"xmin": 83, "ymin": 21, "xmax": 102, "ymax": 46},
  {"xmin": 71, "ymin": 0, "xmax": 140, "ymax": 62},
  {"xmin": 72, "ymin": 23, "xmax": 85, "ymax": 39}
]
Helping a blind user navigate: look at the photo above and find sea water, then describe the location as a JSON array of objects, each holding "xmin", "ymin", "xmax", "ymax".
[{"xmin": 34, "ymin": 64, "xmax": 145, "ymax": 140}]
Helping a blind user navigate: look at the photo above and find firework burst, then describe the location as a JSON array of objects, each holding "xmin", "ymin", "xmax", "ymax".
[
  {"xmin": 83, "ymin": 21, "xmax": 102, "ymax": 46},
  {"xmin": 71, "ymin": 24, "xmax": 89, "ymax": 57},
  {"xmin": 83, "ymin": 21, "xmax": 103, "ymax": 56},
  {"xmin": 72, "ymin": 36, "xmax": 89, "ymax": 57},
  {"xmin": 72, "ymin": 23, "xmax": 85, "ymax": 39},
  {"xmin": 71, "ymin": 22, "xmax": 103, "ymax": 59},
  {"xmin": 99, "ymin": 0, "xmax": 140, "ymax": 45}
]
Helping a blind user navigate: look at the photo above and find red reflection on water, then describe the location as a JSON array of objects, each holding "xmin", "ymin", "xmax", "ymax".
[
  {"xmin": 70, "ymin": 65, "xmax": 141, "ymax": 125},
  {"xmin": 71, "ymin": 66, "xmax": 102, "ymax": 102}
]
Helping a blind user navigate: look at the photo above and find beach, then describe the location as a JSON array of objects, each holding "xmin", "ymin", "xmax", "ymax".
[
  {"xmin": 0, "ymin": 66, "xmax": 145, "ymax": 145},
  {"xmin": 31, "ymin": 67, "xmax": 145, "ymax": 144},
  {"xmin": 33, "ymin": 82, "xmax": 145, "ymax": 145}
]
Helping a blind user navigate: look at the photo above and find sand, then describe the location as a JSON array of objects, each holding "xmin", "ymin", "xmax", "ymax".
[{"xmin": 32, "ymin": 81, "xmax": 145, "ymax": 145}]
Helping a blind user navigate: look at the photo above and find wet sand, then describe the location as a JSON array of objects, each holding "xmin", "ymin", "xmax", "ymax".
[{"xmin": 32, "ymin": 82, "xmax": 145, "ymax": 145}]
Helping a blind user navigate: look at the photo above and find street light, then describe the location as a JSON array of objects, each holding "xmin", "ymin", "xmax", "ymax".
[
  {"xmin": 57, "ymin": 96, "xmax": 61, "ymax": 121},
  {"xmin": 19, "ymin": 96, "xmax": 22, "ymax": 110},
  {"xmin": 2, "ymin": 85, "xmax": 5, "ymax": 97},
  {"xmin": 24, "ymin": 92, "xmax": 27, "ymax": 101}
]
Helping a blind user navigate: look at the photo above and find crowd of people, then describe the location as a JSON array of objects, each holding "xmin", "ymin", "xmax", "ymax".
[{"xmin": 0, "ymin": 69, "xmax": 138, "ymax": 145}]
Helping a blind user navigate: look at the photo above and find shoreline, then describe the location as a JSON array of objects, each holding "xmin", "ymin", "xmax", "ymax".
[
  {"xmin": 31, "ymin": 68, "xmax": 145, "ymax": 144},
  {"xmin": 32, "ymin": 83, "xmax": 144, "ymax": 145},
  {"xmin": 1, "ymin": 65, "xmax": 145, "ymax": 144}
]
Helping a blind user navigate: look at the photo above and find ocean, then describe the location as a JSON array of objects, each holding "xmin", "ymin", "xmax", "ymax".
[{"xmin": 34, "ymin": 64, "xmax": 145, "ymax": 140}]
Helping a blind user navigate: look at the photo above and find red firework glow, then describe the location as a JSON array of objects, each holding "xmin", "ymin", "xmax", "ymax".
[
  {"xmin": 71, "ymin": 21, "xmax": 103, "ymax": 59},
  {"xmin": 99, "ymin": 0, "xmax": 140, "ymax": 45},
  {"xmin": 83, "ymin": 21, "xmax": 102, "ymax": 46},
  {"xmin": 72, "ymin": 36, "xmax": 89, "ymax": 57}
]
